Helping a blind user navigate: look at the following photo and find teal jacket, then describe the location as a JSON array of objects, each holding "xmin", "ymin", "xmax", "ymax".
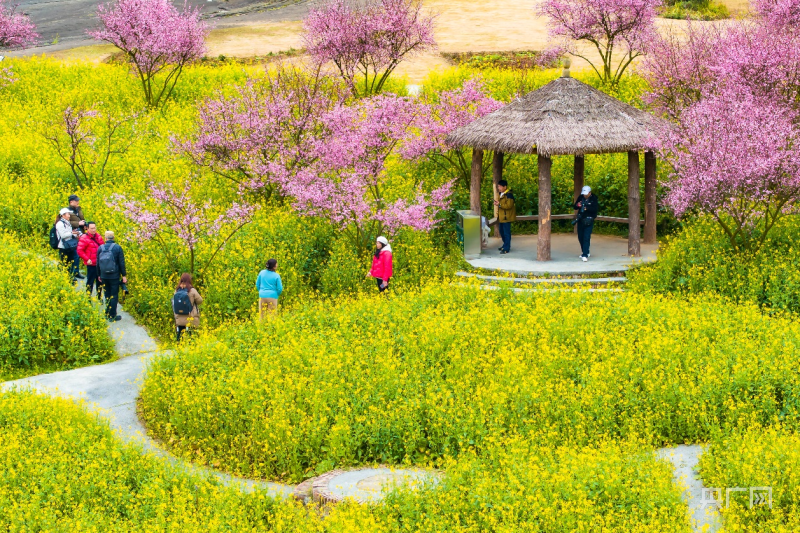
[{"xmin": 256, "ymin": 269, "xmax": 283, "ymax": 299}]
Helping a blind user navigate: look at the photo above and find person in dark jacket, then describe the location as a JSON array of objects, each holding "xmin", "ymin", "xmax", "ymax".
[
  {"xmin": 97, "ymin": 230, "xmax": 127, "ymax": 322},
  {"xmin": 573, "ymin": 186, "xmax": 599, "ymax": 262},
  {"xmin": 77, "ymin": 222, "xmax": 105, "ymax": 299},
  {"xmin": 494, "ymin": 180, "xmax": 516, "ymax": 254}
]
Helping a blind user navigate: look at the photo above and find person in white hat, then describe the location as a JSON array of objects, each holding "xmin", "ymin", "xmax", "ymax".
[
  {"xmin": 573, "ymin": 186, "xmax": 599, "ymax": 262},
  {"xmin": 367, "ymin": 236, "xmax": 393, "ymax": 292},
  {"xmin": 55, "ymin": 208, "xmax": 81, "ymax": 282}
]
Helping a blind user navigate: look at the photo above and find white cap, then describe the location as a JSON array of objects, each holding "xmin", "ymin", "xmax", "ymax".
[
  {"xmin": 59, "ymin": 208, "xmax": 70, "ymax": 215},
  {"xmin": 581, "ymin": 186, "xmax": 592, "ymax": 195}
]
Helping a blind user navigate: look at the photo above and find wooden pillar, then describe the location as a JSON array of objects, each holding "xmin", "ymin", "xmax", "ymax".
[
  {"xmin": 492, "ymin": 151, "xmax": 503, "ymax": 237},
  {"xmin": 537, "ymin": 154, "xmax": 552, "ymax": 261},
  {"xmin": 573, "ymin": 155, "xmax": 584, "ymax": 234},
  {"xmin": 627, "ymin": 151, "xmax": 641, "ymax": 257},
  {"xmin": 470, "ymin": 148, "xmax": 484, "ymax": 218},
  {"xmin": 643, "ymin": 151, "xmax": 657, "ymax": 244}
]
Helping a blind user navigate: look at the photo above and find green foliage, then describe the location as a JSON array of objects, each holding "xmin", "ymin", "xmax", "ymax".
[
  {"xmin": 0, "ymin": 236, "xmax": 114, "ymax": 379},
  {"xmin": 628, "ymin": 217, "xmax": 800, "ymax": 315},
  {"xmin": 141, "ymin": 284, "xmax": 800, "ymax": 482},
  {"xmin": 660, "ymin": 0, "xmax": 729, "ymax": 20}
]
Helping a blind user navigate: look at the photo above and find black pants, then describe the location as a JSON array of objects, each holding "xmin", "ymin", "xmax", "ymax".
[
  {"xmin": 86, "ymin": 265, "xmax": 102, "ymax": 299},
  {"xmin": 175, "ymin": 326, "xmax": 192, "ymax": 342},
  {"xmin": 376, "ymin": 278, "xmax": 389, "ymax": 293},
  {"xmin": 104, "ymin": 277, "xmax": 120, "ymax": 319},
  {"xmin": 499, "ymin": 222, "xmax": 512, "ymax": 252},
  {"xmin": 58, "ymin": 248, "xmax": 78, "ymax": 281},
  {"xmin": 577, "ymin": 219, "xmax": 594, "ymax": 257}
]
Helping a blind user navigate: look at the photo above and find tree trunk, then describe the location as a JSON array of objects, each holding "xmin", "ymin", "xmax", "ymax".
[
  {"xmin": 644, "ymin": 151, "xmax": 657, "ymax": 244},
  {"xmin": 538, "ymin": 155, "xmax": 552, "ymax": 261},
  {"xmin": 470, "ymin": 148, "xmax": 484, "ymax": 217},
  {"xmin": 573, "ymin": 155, "xmax": 584, "ymax": 234},
  {"xmin": 628, "ymin": 151, "xmax": 641, "ymax": 257},
  {"xmin": 492, "ymin": 151, "xmax": 503, "ymax": 237}
]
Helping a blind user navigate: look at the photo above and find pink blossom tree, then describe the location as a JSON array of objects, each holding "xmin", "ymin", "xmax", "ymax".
[
  {"xmin": 660, "ymin": 89, "xmax": 800, "ymax": 252},
  {"xmin": 280, "ymin": 94, "xmax": 454, "ymax": 251},
  {"xmin": 0, "ymin": 0, "xmax": 37, "ymax": 87},
  {"xmin": 109, "ymin": 182, "xmax": 258, "ymax": 275},
  {"xmin": 177, "ymin": 65, "xmax": 345, "ymax": 199},
  {"xmin": 181, "ymin": 66, "xmax": 453, "ymax": 253},
  {"xmin": 641, "ymin": 0, "xmax": 800, "ymax": 117},
  {"xmin": 401, "ymin": 78, "xmax": 504, "ymax": 189},
  {"xmin": 536, "ymin": 0, "xmax": 660, "ymax": 86},
  {"xmin": 89, "ymin": 0, "xmax": 208, "ymax": 108},
  {"xmin": 303, "ymin": 0, "xmax": 436, "ymax": 97}
]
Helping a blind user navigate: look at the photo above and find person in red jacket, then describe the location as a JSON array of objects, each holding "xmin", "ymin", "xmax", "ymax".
[
  {"xmin": 77, "ymin": 221, "xmax": 105, "ymax": 299},
  {"xmin": 368, "ymin": 236, "xmax": 393, "ymax": 293}
]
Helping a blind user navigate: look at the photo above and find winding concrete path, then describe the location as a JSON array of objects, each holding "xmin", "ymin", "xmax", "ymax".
[
  {"xmin": 1, "ymin": 289, "xmax": 721, "ymax": 530},
  {"xmin": 2, "ymin": 302, "xmax": 293, "ymax": 497}
]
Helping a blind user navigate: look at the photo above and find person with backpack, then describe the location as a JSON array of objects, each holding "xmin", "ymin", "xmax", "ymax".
[
  {"xmin": 573, "ymin": 185, "xmax": 599, "ymax": 262},
  {"xmin": 368, "ymin": 236, "xmax": 393, "ymax": 293},
  {"xmin": 255, "ymin": 258, "xmax": 283, "ymax": 319},
  {"xmin": 77, "ymin": 221, "xmax": 104, "ymax": 299},
  {"xmin": 172, "ymin": 273, "xmax": 202, "ymax": 342},
  {"xmin": 494, "ymin": 180, "xmax": 516, "ymax": 255},
  {"xmin": 54, "ymin": 208, "xmax": 81, "ymax": 283},
  {"xmin": 97, "ymin": 230, "xmax": 127, "ymax": 322}
]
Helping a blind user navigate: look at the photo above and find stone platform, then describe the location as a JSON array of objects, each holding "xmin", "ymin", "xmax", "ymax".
[
  {"xmin": 468, "ymin": 234, "xmax": 659, "ymax": 276},
  {"xmin": 309, "ymin": 468, "xmax": 440, "ymax": 504}
]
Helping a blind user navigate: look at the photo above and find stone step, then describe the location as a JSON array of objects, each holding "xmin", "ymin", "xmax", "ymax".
[{"xmin": 456, "ymin": 271, "xmax": 627, "ymax": 286}]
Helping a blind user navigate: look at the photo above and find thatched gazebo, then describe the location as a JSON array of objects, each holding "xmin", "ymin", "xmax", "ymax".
[{"xmin": 446, "ymin": 61, "xmax": 665, "ymax": 261}]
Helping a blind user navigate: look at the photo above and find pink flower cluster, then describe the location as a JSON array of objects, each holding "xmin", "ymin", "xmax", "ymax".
[
  {"xmin": 110, "ymin": 183, "xmax": 256, "ymax": 248},
  {"xmin": 303, "ymin": 0, "xmax": 436, "ymax": 96},
  {"xmin": 182, "ymin": 69, "xmax": 455, "ymax": 241},
  {"xmin": 90, "ymin": 0, "xmax": 206, "ymax": 73},
  {"xmin": 0, "ymin": 0, "xmax": 37, "ymax": 49},
  {"xmin": 642, "ymin": 0, "xmax": 800, "ymax": 249},
  {"xmin": 401, "ymin": 79, "xmax": 504, "ymax": 161},
  {"xmin": 663, "ymin": 89, "xmax": 800, "ymax": 220}
]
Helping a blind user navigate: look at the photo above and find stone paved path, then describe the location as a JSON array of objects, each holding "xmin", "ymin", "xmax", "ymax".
[
  {"xmin": 1, "ymin": 285, "xmax": 721, "ymax": 529},
  {"xmin": 2, "ymin": 302, "xmax": 293, "ymax": 497}
]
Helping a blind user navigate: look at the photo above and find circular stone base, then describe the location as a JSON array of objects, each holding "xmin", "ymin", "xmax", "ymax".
[{"xmin": 311, "ymin": 467, "xmax": 440, "ymax": 504}]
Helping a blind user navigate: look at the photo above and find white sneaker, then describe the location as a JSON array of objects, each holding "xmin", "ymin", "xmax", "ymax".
[{"xmin": 581, "ymin": 256, "xmax": 588, "ymax": 262}]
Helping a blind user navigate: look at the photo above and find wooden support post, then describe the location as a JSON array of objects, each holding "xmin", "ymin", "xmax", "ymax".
[
  {"xmin": 470, "ymin": 148, "xmax": 484, "ymax": 218},
  {"xmin": 573, "ymin": 155, "xmax": 584, "ymax": 234},
  {"xmin": 643, "ymin": 151, "xmax": 657, "ymax": 244},
  {"xmin": 492, "ymin": 151, "xmax": 503, "ymax": 237},
  {"xmin": 627, "ymin": 151, "xmax": 641, "ymax": 257},
  {"xmin": 537, "ymin": 155, "xmax": 552, "ymax": 261}
]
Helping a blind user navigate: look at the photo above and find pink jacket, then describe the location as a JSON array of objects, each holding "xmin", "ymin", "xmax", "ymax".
[{"xmin": 369, "ymin": 251, "xmax": 393, "ymax": 280}]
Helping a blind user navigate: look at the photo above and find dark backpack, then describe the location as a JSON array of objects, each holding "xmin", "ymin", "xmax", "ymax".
[
  {"xmin": 172, "ymin": 288, "xmax": 193, "ymax": 315},
  {"xmin": 97, "ymin": 244, "xmax": 119, "ymax": 278},
  {"xmin": 48, "ymin": 224, "xmax": 59, "ymax": 250}
]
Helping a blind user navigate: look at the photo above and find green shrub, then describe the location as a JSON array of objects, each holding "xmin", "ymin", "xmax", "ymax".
[
  {"xmin": 628, "ymin": 217, "xmax": 800, "ymax": 315},
  {"xmin": 0, "ymin": 236, "xmax": 114, "ymax": 379}
]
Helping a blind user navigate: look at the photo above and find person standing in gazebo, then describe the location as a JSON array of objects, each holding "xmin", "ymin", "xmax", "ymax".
[
  {"xmin": 574, "ymin": 186, "xmax": 599, "ymax": 261},
  {"xmin": 494, "ymin": 180, "xmax": 516, "ymax": 254}
]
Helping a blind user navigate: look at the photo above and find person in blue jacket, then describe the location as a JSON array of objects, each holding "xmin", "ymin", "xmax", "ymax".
[{"xmin": 255, "ymin": 258, "xmax": 283, "ymax": 319}]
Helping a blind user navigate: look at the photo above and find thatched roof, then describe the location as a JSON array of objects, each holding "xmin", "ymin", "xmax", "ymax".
[{"xmin": 446, "ymin": 75, "xmax": 665, "ymax": 157}]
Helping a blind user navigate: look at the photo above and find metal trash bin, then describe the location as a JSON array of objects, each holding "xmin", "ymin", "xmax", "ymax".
[{"xmin": 456, "ymin": 210, "xmax": 481, "ymax": 259}]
